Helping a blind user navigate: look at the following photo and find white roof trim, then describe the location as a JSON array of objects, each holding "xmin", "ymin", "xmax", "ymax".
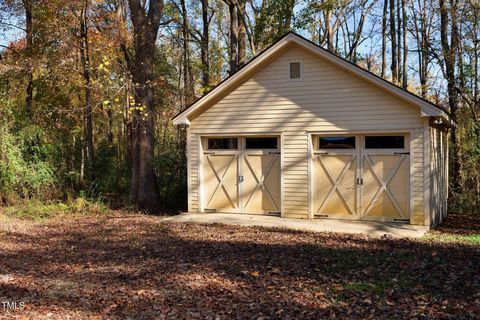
[{"xmin": 173, "ymin": 33, "xmax": 448, "ymax": 125}]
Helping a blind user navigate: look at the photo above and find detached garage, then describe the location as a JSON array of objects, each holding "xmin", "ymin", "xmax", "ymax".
[{"xmin": 173, "ymin": 32, "xmax": 451, "ymax": 228}]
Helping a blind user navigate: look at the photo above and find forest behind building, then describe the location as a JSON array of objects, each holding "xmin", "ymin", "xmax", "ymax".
[{"xmin": 0, "ymin": 0, "xmax": 479, "ymax": 213}]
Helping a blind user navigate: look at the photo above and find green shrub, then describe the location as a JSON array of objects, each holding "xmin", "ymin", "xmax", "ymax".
[
  {"xmin": 154, "ymin": 147, "xmax": 187, "ymax": 211},
  {"xmin": 0, "ymin": 125, "xmax": 56, "ymax": 203},
  {"xmin": 449, "ymin": 111, "xmax": 480, "ymax": 213}
]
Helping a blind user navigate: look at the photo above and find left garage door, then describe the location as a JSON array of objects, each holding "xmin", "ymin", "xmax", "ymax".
[{"xmin": 202, "ymin": 137, "xmax": 281, "ymax": 214}]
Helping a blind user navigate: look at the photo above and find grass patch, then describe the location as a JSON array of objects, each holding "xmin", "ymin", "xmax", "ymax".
[
  {"xmin": 424, "ymin": 233, "xmax": 480, "ymax": 244},
  {"xmin": 343, "ymin": 282, "xmax": 372, "ymax": 292},
  {"xmin": 0, "ymin": 198, "xmax": 109, "ymax": 221},
  {"xmin": 341, "ymin": 281, "xmax": 390, "ymax": 294}
]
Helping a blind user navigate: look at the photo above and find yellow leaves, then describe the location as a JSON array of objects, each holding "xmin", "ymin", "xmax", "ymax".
[
  {"xmin": 128, "ymin": 105, "xmax": 148, "ymax": 119},
  {"xmin": 98, "ymin": 57, "xmax": 111, "ymax": 73}
]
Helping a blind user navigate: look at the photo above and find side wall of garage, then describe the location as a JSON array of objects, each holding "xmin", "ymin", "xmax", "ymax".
[
  {"xmin": 429, "ymin": 125, "xmax": 449, "ymax": 226},
  {"xmin": 187, "ymin": 45, "xmax": 428, "ymax": 224}
]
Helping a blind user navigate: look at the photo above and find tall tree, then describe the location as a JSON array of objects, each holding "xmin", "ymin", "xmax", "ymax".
[
  {"xmin": 390, "ymin": 0, "xmax": 398, "ymax": 83},
  {"xmin": 346, "ymin": 0, "xmax": 375, "ymax": 62},
  {"xmin": 410, "ymin": 0, "xmax": 432, "ymax": 97},
  {"xmin": 226, "ymin": 0, "xmax": 239, "ymax": 75},
  {"xmin": 402, "ymin": 0, "xmax": 408, "ymax": 88},
  {"xmin": 237, "ymin": 0, "xmax": 246, "ymax": 67},
  {"xmin": 396, "ymin": 0, "xmax": 402, "ymax": 81},
  {"xmin": 325, "ymin": 5, "xmax": 334, "ymax": 51},
  {"xmin": 200, "ymin": 0, "xmax": 210, "ymax": 88},
  {"xmin": 440, "ymin": 0, "xmax": 463, "ymax": 192},
  {"xmin": 78, "ymin": 0, "xmax": 95, "ymax": 167},
  {"xmin": 23, "ymin": 0, "xmax": 33, "ymax": 116},
  {"xmin": 179, "ymin": 0, "xmax": 195, "ymax": 105},
  {"xmin": 381, "ymin": 0, "xmax": 388, "ymax": 78},
  {"xmin": 126, "ymin": 0, "xmax": 163, "ymax": 210}
]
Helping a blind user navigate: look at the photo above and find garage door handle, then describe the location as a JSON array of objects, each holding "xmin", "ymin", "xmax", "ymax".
[
  {"xmin": 238, "ymin": 175, "xmax": 244, "ymax": 182},
  {"xmin": 357, "ymin": 178, "xmax": 363, "ymax": 185}
]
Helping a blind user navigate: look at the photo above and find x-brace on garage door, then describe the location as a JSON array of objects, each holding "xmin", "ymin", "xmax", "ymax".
[
  {"xmin": 201, "ymin": 136, "xmax": 281, "ymax": 215},
  {"xmin": 312, "ymin": 134, "xmax": 410, "ymax": 222}
]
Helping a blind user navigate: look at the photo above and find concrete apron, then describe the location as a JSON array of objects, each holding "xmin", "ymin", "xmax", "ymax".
[{"xmin": 163, "ymin": 213, "xmax": 429, "ymax": 238}]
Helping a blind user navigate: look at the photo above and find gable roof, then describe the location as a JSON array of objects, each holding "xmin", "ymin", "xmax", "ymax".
[{"xmin": 173, "ymin": 31, "xmax": 449, "ymax": 126}]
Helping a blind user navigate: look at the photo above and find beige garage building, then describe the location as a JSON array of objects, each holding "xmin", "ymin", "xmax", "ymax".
[{"xmin": 173, "ymin": 32, "xmax": 451, "ymax": 227}]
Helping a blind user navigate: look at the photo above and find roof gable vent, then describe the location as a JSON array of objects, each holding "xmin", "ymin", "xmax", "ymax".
[{"xmin": 290, "ymin": 62, "xmax": 301, "ymax": 79}]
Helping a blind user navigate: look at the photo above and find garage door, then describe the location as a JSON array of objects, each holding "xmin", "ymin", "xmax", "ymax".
[
  {"xmin": 312, "ymin": 134, "xmax": 409, "ymax": 222},
  {"xmin": 202, "ymin": 137, "xmax": 281, "ymax": 214}
]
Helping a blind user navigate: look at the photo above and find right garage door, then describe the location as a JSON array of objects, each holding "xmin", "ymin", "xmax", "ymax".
[{"xmin": 313, "ymin": 134, "xmax": 410, "ymax": 222}]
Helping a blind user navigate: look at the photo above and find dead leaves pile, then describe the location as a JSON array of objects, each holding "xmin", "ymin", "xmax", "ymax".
[{"xmin": 0, "ymin": 214, "xmax": 478, "ymax": 319}]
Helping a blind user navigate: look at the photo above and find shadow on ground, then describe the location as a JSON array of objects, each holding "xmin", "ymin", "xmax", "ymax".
[{"xmin": 0, "ymin": 213, "xmax": 478, "ymax": 319}]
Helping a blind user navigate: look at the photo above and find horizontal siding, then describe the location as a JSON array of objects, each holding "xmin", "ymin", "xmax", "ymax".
[
  {"xmin": 411, "ymin": 128, "xmax": 425, "ymax": 225},
  {"xmin": 189, "ymin": 45, "xmax": 425, "ymax": 219}
]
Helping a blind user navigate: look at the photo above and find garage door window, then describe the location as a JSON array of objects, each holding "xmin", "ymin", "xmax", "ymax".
[
  {"xmin": 319, "ymin": 136, "xmax": 356, "ymax": 149},
  {"xmin": 365, "ymin": 136, "xmax": 404, "ymax": 149},
  {"xmin": 207, "ymin": 138, "xmax": 238, "ymax": 150},
  {"xmin": 246, "ymin": 137, "xmax": 278, "ymax": 149}
]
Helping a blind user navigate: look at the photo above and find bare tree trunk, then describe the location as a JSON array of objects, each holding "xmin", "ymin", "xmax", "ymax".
[
  {"xmin": 402, "ymin": 0, "xmax": 408, "ymax": 88},
  {"xmin": 325, "ymin": 9, "xmax": 334, "ymax": 51},
  {"xmin": 411, "ymin": 0, "xmax": 428, "ymax": 97},
  {"xmin": 228, "ymin": 1, "xmax": 239, "ymax": 75},
  {"xmin": 212, "ymin": 5, "xmax": 224, "ymax": 83},
  {"xmin": 390, "ymin": 0, "xmax": 398, "ymax": 83},
  {"xmin": 107, "ymin": 109, "xmax": 113, "ymax": 143},
  {"xmin": 397, "ymin": 0, "xmax": 402, "ymax": 82},
  {"xmin": 235, "ymin": 0, "xmax": 255, "ymax": 54},
  {"xmin": 180, "ymin": 0, "xmax": 195, "ymax": 105},
  {"xmin": 127, "ymin": 0, "xmax": 164, "ymax": 211},
  {"xmin": 381, "ymin": 0, "xmax": 388, "ymax": 78},
  {"xmin": 79, "ymin": 0, "xmax": 95, "ymax": 168},
  {"xmin": 23, "ymin": 0, "xmax": 33, "ymax": 117},
  {"xmin": 347, "ymin": 0, "xmax": 374, "ymax": 62},
  {"xmin": 237, "ymin": 0, "xmax": 246, "ymax": 68},
  {"xmin": 440, "ymin": 0, "xmax": 463, "ymax": 192},
  {"xmin": 200, "ymin": 0, "xmax": 210, "ymax": 88},
  {"xmin": 475, "ymin": 20, "xmax": 479, "ymax": 103}
]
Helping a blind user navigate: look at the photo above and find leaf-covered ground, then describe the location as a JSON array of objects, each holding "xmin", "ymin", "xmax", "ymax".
[{"xmin": 0, "ymin": 212, "xmax": 479, "ymax": 319}]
